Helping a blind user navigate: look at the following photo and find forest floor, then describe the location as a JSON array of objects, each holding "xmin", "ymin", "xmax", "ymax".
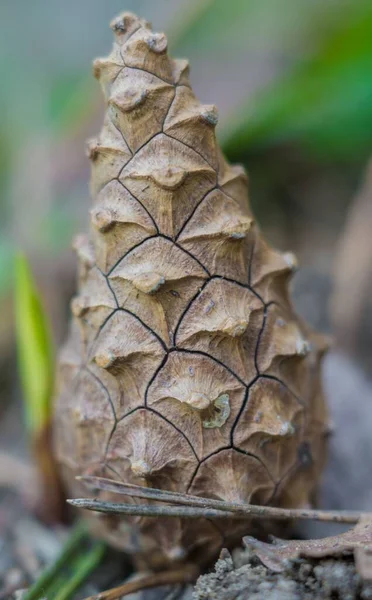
[{"xmin": 1, "ymin": 492, "xmax": 372, "ymax": 600}]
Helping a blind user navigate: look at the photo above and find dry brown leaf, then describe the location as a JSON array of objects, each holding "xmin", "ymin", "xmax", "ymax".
[{"xmin": 243, "ymin": 516, "xmax": 372, "ymax": 580}]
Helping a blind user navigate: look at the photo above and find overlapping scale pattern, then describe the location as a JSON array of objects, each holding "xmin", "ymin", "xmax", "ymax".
[{"xmin": 54, "ymin": 12, "xmax": 329, "ymax": 569}]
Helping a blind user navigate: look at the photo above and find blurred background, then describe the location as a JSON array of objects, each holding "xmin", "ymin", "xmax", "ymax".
[{"xmin": 1, "ymin": 0, "xmax": 372, "ymax": 507}]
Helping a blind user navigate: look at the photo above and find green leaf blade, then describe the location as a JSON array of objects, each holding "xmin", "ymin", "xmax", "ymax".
[{"xmin": 14, "ymin": 253, "xmax": 55, "ymax": 434}]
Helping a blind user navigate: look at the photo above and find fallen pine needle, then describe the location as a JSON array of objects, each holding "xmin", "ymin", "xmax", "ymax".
[{"xmin": 71, "ymin": 477, "xmax": 372, "ymax": 525}]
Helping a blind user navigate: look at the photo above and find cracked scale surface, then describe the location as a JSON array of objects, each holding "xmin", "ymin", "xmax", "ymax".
[{"xmin": 54, "ymin": 11, "xmax": 329, "ymax": 570}]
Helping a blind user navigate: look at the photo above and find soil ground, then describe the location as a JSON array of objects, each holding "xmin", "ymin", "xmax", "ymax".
[{"xmin": 193, "ymin": 548, "xmax": 372, "ymax": 600}]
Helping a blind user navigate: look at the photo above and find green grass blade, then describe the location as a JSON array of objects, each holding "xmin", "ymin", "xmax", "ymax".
[
  {"xmin": 53, "ymin": 542, "xmax": 106, "ymax": 600},
  {"xmin": 22, "ymin": 521, "xmax": 105, "ymax": 600},
  {"xmin": 23, "ymin": 523, "xmax": 88, "ymax": 600},
  {"xmin": 14, "ymin": 253, "xmax": 55, "ymax": 434}
]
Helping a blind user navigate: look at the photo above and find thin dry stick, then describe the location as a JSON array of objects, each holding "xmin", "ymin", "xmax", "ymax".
[
  {"xmin": 68, "ymin": 499, "xmax": 237, "ymax": 519},
  {"xmin": 71, "ymin": 476, "xmax": 371, "ymax": 524},
  {"xmin": 82, "ymin": 565, "xmax": 197, "ymax": 600}
]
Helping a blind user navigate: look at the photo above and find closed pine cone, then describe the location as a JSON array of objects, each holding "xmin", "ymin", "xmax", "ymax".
[{"xmin": 54, "ymin": 12, "xmax": 329, "ymax": 570}]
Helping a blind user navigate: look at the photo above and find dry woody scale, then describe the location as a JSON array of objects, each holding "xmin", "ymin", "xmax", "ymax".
[{"xmin": 54, "ymin": 12, "xmax": 329, "ymax": 570}]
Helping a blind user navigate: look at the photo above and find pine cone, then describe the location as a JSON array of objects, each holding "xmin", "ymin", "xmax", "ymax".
[{"xmin": 54, "ymin": 12, "xmax": 329, "ymax": 569}]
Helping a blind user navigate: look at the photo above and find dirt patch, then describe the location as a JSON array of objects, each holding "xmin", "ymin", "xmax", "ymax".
[{"xmin": 193, "ymin": 548, "xmax": 372, "ymax": 600}]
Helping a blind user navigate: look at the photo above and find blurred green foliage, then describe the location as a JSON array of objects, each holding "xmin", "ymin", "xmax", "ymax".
[
  {"xmin": 173, "ymin": 0, "xmax": 331, "ymax": 55},
  {"xmin": 221, "ymin": 0, "xmax": 372, "ymax": 160},
  {"xmin": 14, "ymin": 254, "xmax": 54, "ymax": 434},
  {"xmin": 47, "ymin": 74, "xmax": 95, "ymax": 134}
]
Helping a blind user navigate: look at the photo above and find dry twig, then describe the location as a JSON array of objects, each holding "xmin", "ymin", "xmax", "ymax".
[
  {"xmin": 70, "ymin": 475, "xmax": 371, "ymax": 525},
  {"xmin": 82, "ymin": 565, "xmax": 197, "ymax": 600}
]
